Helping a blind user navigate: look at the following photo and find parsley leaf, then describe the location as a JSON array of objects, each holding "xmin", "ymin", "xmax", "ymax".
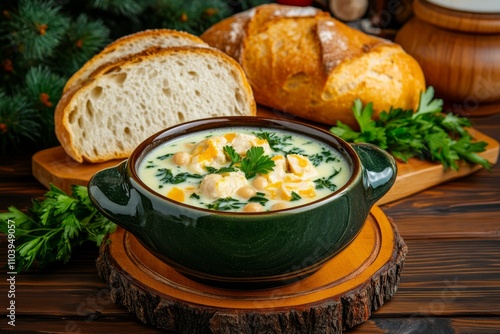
[
  {"xmin": 329, "ymin": 87, "xmax": 492, "ymax": 170},
  {"xmin": 255, "ymin": 131, "xmax": 292, "ymax": 152},
  {"xmin": 330, "ymin": 99, "xmax": 387, "ymax": 149},
  {"xmin": 205, "ymin": 166, "xmax": 236, "ymax": 174},
  {"xmin": 224, "ymin": 145, "xmax": 241, "ymax": 166},
  {"xmin": 222, "ymin": 146, "xmax": 276, "ymax": 178},
  {"xmin": 254, "ymin": 131, "xmax": 306, "ymax": 155},
  {"xmin": 156, "ymin": 168, "xmax": 202, "ymax": 185},
  {"xmin": 157, "ymin": 153, "xmax": 174, "ymax": 160},
  {"xmin": 314, "ymin": 168, "xmax": 341, "ymax": 191},
  {"xmin": 248, "ymin": 194, "xmax": 269, "ymax": 206},
  {"xmin": 412, "ymin": 86, "xmax": 443, "ymax": 119},
  {"xmin": 240, "ymin": 146, "xmax": 276, "ymax": 179},
  {"xmin": 290, "ymin": 192, "xmax": 301, "ymax": 201},
  {"xmin": 0, "ymin": 184, "xmax": 116, "ymax": 272},
  {"xmin": 206, "ymin": 197, "xmax": 244, "ymax": 211},
  {"xmin": 308, "ymin": 147, "xmax": 340, "ymax": 167}
]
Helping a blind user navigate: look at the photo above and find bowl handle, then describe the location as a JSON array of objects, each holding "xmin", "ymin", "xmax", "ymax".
[
  {"xmin": 88, "ymin": 160, "xmax": 144, "ymax": 235},
  {"xmin": 351, "ymin": 143, "xmax": 397, "ymax": 205}
]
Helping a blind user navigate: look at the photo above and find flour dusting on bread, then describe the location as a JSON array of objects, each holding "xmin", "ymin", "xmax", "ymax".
[
  {"xmin": 201, "ymin": 4, "xmax": 426, "ymax": 127},
  {"xmin": 275, "ymin": 6, "xmax": 319, "ymax": 17}
]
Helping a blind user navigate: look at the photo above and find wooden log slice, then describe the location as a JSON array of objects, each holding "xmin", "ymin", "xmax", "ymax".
[{"xmin": 96, "ymin": 206, "xmax": 407, "ymax": 333}]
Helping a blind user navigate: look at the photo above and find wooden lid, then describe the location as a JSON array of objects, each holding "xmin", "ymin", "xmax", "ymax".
[{"xmin": 414, "ymin": 0, "xmax": 500, "ymax": 33}]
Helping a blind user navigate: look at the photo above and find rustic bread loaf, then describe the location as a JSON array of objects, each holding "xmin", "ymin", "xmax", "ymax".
[
  {"xmin": 55, "ymin": 46, "xmax": 256, "ymax": 163},
  {"xmin": 63, "ymin": 29, "xmax": 207, "ymax": 93},
  {"xmin": 200, "ymin": 4, "xmax": 426, "ymax": 127}
]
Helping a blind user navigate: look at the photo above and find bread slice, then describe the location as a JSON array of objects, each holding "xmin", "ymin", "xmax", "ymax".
[
  {"xmin": 63, "ymin": 29, "xmax": 208, "ymax": 93},
  {"xmin": 55, "ymin": 46, "xmax": 256, "ymax": 163}
]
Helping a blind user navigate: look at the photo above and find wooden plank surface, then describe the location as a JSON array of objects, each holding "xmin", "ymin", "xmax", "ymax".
[
  {"xmin": 0, "ymin": 112, "xmax": 499, "ymax": 333},
  {"xmin": 1, "ymin": 235, "xmax": 499, "ymax": 332},
  {"xmin": 4, "ymin": 317, "xmax": 500, "ymax": 334}
]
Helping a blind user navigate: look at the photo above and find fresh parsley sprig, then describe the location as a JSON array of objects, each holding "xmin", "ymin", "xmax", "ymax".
[
  {"xmin": 0, "ymin": 184, "xmax": 116, "ymax": 273},
  {"xmin": 220, "ymin": 145, "xmax": 275, "ymax": 179},
  {"xmin": 330, "ymin": 87, "xmax": 492, "ymax": 170},
  {"xmin": 240, "ymin": 146, "xmax": 276, "ymax": 179}
]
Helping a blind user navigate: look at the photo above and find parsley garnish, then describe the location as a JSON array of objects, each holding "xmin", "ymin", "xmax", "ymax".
[
  {"xmin": 205, "ymin": 193, "xmax": 269, "ymax": 211},
  {"xmin": 0, "ymin": 184, "xmax": 116, "ymax": 272},
  {"xmin": 222, "ymin": 145, "xmax": 275, "ymax": 179},
  {"xmin": 224, "ymin": 146, "xmax": 241, "ymax": 166},
  {"xmin": 248, "ymin": 193, "xmax": 269, "ymax": 206},
  {"xmin": 290, "ymin": 191, "xmax": 301, "ymax": 201},
  {"xmin": 144, "ymin": 160, "xmax": 157, "ymax": 169},
  {"xmin": 200, "ymin": 146, "xmax": 240, "ymax": 174},
  {"xmin": 254, "ymin": 131, "xmax": 307, "ymax": 155},
  {"xmin": 255, "ymin": 131, "xmax": 292, "ymax": 152},
  {"xmin": 314, "ymin": 168, "xmax": 341, "ymax": 191},
  {"xmin": 308, "ymin": 147, "xmax": 340, "ymax": 167},
  {"xmin": 157, "ymin": 153, "xmax": 174, "ymax": 160},
  {"xmin": 206, "ymin": 197, "xmax": 245, "ymax": 211},
  {"xmin": 156, "ymin": 168, "xmax": 202, "ymax": 186},
  {"xmin": 205, "ymin": 166, "xmax": 236, "ymax": 174},
  {"xmin": 240, "ymin": 146, "xmax": 276, "ymax": 179},
  {"xmin": 329, "ymin": 87, "xmax": 492, "ymax": 170}
]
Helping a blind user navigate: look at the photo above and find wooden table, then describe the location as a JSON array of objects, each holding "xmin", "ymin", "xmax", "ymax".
[{"xmin": 1, "ymin": 113, "xmax": 499, "ymax": 333}]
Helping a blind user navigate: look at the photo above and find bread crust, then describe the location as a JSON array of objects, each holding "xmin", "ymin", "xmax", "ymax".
[
  {"xmin": 63, "ymin": 29, "xmax": 207, "ymax": 93},
  {"xmin": 201, "ymin": 4, "xmax": 426, "ymax": 127},
  {"xmin": 54, "ymin": 85, "xmax": 83, "ymax": 162},
  {"xmin": 55, "ymin": 46, "xmax": 256, "ymax": 163}
]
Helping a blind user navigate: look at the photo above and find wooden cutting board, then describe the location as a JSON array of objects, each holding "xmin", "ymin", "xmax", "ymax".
[
  {"xmin": 31, "ymin": 111, "xmax": 499, "ymax": 205},
  {"xmin": 96, "ymin": 206, "xmax": 407, "ymax": 333}
]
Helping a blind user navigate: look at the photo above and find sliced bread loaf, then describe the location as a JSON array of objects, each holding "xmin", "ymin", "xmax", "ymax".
[
  {"xmin": 63, "ymin": 29, "xmax": 207, "ymax": 93},
  {"xmin": 55, "ymin": 46, "xmax": 256, "ymax": 163}
]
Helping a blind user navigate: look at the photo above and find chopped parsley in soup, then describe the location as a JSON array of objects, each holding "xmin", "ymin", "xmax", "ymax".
[{"xmin": 138, "ymin": 128, "xmax": 351, "ymax": 212}]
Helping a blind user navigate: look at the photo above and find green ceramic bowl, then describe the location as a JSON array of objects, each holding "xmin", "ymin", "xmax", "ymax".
[{"xmin": 88, "ymin": 117, "xmax": 396, "ymax": 289}]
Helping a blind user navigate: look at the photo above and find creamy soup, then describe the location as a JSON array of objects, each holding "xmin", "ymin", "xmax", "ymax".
[{"xmin": 138, "ymin": 127, "xmax": 351, "ymax": 212}]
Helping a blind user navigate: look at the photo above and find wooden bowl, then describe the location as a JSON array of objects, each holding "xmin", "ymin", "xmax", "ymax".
[{"xmin": 395, "ymin": 0, "xmax": 500, "ymax": 116}]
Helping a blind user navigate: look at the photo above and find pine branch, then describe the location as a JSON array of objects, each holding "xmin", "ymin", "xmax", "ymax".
[
  {"xmin": 52, "ymin": 14, "xmax": 110, "ymax": 76},
  {"xmin": 0, "ymin": 0, "xmax": 110, "ymax": 153},
  {"xmin": 25, "ymin": 66, "xmax": 64, "ymax": 110},
  {"xmin": 89, "ymin": 0, "xmax": 149, "ymax": 19},
  {"xmin": 152, "ymin": 0, "xmax": 232, "ymax": 35},
  {"xmin": 0, "ymin": 90, "xmax": 40, "ymax": 152},
  {"xmin": 25, "ymin": 65, "xmax": 65, "ymax": 147},
  {"xmin": 6, "ymin": 0, "xmax": 70, "ymax": 62}
]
